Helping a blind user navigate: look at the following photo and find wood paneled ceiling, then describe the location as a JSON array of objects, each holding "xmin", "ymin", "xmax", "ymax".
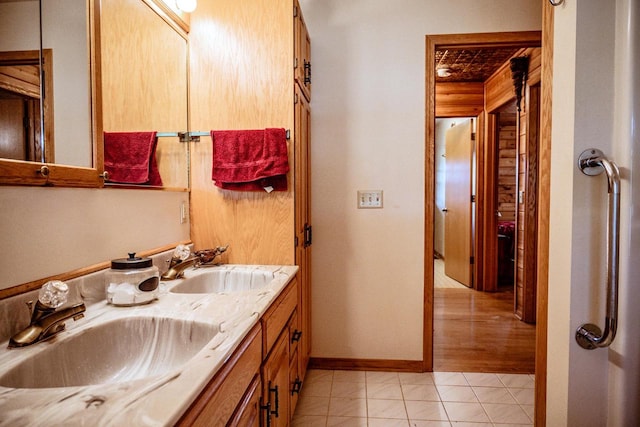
[{"xmin": 435, "ymin": 48, "xmax": 519, "ymax": 83}]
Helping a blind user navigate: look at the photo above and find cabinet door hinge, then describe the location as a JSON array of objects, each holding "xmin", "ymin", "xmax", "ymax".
[
  {"xmin": 294, "ymin": 4, "xmax": 299, "ymax": 17},
  {"xmin": 304, "ymin": 224, "xmax": 312, "ymax": 247},
  {"xmin": 294, "ymin": 92, "xmax": 299, "ymax": 104},
  {"xmin": 470, "ymin": 256, "xmax": 475, "ymax": 265},
  {"xmin": 471, "ymin": 132, "xmax": 476, "ymax": 141},
  {"xmin": 471, "ymin": 195, "xmax": 476, "ymax": 203}
]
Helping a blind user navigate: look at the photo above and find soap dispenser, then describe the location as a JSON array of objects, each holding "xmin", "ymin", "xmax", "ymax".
[{"xmin": 105, "ymin": 253, "xmax": 159, "ymax": 306}]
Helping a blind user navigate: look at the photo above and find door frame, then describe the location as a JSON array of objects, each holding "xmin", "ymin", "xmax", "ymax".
[{"xmin": 423, "ymin": 29, "xmax": 546, "ymax": 419}]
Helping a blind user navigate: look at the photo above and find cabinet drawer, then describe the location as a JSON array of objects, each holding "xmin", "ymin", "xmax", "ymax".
[
  {"xmin": 176, "ymin": 324, "xmax": 262, "ymax": 426},
  {"xmin": 262, "ymin": 277, "xmax": 298, "ymax": 358}
]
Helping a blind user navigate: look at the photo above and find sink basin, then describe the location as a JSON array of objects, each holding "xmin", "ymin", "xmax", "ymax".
[
  {"xmin": 170, "ymin": 267, "xmax": 276, "ymax": 294},
  {"xmin": 0, "ymin": 316, "xmax": 218, "ymax": 389}
]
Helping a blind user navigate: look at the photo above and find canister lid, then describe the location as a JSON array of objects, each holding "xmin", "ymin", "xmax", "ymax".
[{"xmin": 111, "ymin": 252, "xmax": 153, "ymax": 270}]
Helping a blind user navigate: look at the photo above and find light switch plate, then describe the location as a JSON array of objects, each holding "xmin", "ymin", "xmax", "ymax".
[{"xmin": 357, "ymin": 190, "xmax": 383, "ymax": 209}]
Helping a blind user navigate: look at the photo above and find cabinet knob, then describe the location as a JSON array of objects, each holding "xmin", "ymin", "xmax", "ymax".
[
  {"xmin": 291, "ymin": 329, "xmax": 302, "ymax": 343},
  {"xmin": 291, "ymin": 378, "xmax": 303, "ymax": 395}
]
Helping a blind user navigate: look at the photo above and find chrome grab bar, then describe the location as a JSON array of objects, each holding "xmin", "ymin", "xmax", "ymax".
[{"xmin": 575, "ymin": 148, "xmax": 621, "ymax": 350}]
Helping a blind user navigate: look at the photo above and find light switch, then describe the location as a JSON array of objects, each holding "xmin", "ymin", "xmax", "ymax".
[{"xmin": 357, "ymin": 190, "xmax": 383, "ymax": 209}]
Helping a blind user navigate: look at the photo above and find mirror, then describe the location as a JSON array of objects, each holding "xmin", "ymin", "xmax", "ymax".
[
  {"xmin": 100, "ymin": 0, "xmax": 190, "ymax": 190},
  {"xmin": 0, "ymin": 0, "xmax": 92, "ymax": 167},
  {"xmin": 0, "ymin": 0, "xmax": 101, "ymax": 187}
]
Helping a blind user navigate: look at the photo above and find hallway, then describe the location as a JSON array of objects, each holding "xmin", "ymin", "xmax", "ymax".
[{"xmin": 433, "ymin": 283, "xmax": 536, "ymax": 373}]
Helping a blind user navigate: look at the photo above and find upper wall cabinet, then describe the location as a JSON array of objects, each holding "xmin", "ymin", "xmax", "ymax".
[
  {"xmin": 100, "ymin": 0, "xmax": 190, "ymax": 190},
  {"xmin": 294, "ymin": 0, "xmax": 311, "ymax": 101},
  {"xmin": 0, "ymin": 0, "xmax": 102, "ymax": 187}
]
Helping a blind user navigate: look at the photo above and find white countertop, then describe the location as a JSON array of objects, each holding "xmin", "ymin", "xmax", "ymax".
[{"xmin": 0, "ymin": 264, "xmax": 298, "ymax": 427}]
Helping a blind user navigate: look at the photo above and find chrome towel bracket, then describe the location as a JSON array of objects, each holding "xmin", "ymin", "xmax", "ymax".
[{"xmin": 575, "ymin": 148, "xmax": 621, "ymax": 350}]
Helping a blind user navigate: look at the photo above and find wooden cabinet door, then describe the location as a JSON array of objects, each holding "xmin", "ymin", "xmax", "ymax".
[
  {"xmin": 262, "ymin": 331, "xmax": 290, "ymax": 427},
  {"xmin": 294, "ymin": 0, "xmax": 311, "ymax": 101},
  {"xmin": 227, "ymin": 375, "xmax": 261, "ymax": 427},
  {"xmin": 294, "ymin": 82, "xmax": 312, "ymax": 382}
]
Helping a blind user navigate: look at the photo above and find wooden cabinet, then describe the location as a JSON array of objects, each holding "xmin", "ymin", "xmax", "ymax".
[
  {"xmin": 176, "ymin": 324, "xmax": 262, "ymax": 426},
  {"xmin": 294, "ymin": 0, "xmax": 311, "ymax": 101},
  {"xmin": 294, "ymin": 79, "xmax": 312, "ymax": 387},
  {"xmin": 228, "ymin": 375, "xmax": 262, "ymax": 427},
  {"xmin": 262, "ymin": 329, "xmax": 290, "ymax": 427}
]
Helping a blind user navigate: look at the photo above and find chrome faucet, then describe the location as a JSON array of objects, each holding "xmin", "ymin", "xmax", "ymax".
[
  {"xmin": 161, "ymin": 245, "xmax": 229, "ymax": 280},
  {"xmin": 8, "ymin": 281, "xmax": 86, "ymax": 348}
]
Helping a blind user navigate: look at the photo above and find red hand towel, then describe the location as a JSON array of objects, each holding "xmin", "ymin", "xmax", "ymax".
[
  {"xmin": 211, "ymin": 128, "xmax": 289, "ymax": 191},
  {"xmin": 104, "ymin": 132, "xmax": 163, "ymax": 186}
]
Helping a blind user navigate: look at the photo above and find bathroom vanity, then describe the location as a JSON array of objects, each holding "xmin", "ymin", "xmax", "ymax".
[{"xmin": 0, "ymin": 259, "xmax": 303, "ymax": 426}]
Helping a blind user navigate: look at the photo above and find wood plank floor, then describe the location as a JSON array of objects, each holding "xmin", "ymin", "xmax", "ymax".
[{"xmin": 434, "ymin": 286, "xmax": 536, "ymax": 373}]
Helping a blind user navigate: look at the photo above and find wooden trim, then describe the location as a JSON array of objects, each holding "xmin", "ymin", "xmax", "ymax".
[
  {"xmin": 90, "ymin": 0, "xmax": 105, "ymax": 184},
  {"xmin": 0, "ymin": 240, "xmax": 192, "ymax": 300},
  {"xmin": 309, "ymin": 357, "xmax": 423, "ymax": 373},
  {"xmin": 536, "ymin": 0, "xmax": 554, "ymax": 424},
  {"xmin": 480, "ymin": 113, "xmax": 499, "ymax": 292},
  {"xmin": 424, "ymin": 34, "xmax": 436, "ymax": 372}
]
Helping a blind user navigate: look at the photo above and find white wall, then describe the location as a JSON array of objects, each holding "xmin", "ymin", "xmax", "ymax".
[
  {"xmin": 299, "ymin": 0, "xmax": 540, "ymax": 361},
  {"xmin": 548, "ymin": 0, "xmax": 640, "ymax": 425},
  {"xmin": 0, "ymin": 187, "xmax": 189, "ymax": 290}
]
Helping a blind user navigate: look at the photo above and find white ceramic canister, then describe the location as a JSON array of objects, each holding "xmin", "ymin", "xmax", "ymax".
[{"xmin": 105, "ymin": 253, "xmax": 159, "ymax": 306}]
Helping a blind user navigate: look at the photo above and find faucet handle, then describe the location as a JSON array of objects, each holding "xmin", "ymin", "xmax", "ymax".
[{"xmin": 38, "ymin": 280, "xmax": 69, "ymax": 309}]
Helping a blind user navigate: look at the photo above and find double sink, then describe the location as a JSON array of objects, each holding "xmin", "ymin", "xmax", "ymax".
[{"xmin": 0, "ymin": 264, "xmax": 297, "ymax": 425}]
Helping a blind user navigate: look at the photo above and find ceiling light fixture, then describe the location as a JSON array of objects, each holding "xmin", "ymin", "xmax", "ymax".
[
  {"xmin": 176, "ymin": 0, "xmax": 197, "ymax": 13},
  {"xmin": 436, "ymin": 68, "xmax": 451, "ymax": 78}
]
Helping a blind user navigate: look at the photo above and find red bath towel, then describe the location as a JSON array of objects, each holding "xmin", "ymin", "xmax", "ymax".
[
  {"xmin": 211, "ymin": 128, "xmax": 289, "ymax": 191},
  {"xmin": 104, "ymin": 132, "xmax": 163, "ymax": 186}
]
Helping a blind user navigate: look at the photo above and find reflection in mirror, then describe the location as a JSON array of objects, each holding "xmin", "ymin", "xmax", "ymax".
[
  {"xmin": 0, "ymin": 0, "xmax": 93, "ymax": 169},
  {"xmin": 101, "ymin": 0, "xmax": 189, "ymax": 190}
]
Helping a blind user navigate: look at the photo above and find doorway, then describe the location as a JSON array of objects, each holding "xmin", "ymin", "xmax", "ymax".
[{"xmin": 424, "ymin": 31, "xmax": 543, "ymax": 373}]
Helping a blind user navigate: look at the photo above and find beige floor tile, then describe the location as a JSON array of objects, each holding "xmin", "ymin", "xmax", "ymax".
[
  {"xmin": 368, "ymin": 418, "xmax": 410, "ymax": 427},
  {"xmin": 326, "ymin": 416, "xmax": 368, "ymax": 426},
  {"xmin": 472, "ymin": 386, "xmax": 516, "ymax": 404},
  {"xmin": 442, "ymin": 402, "xmax": 490, "ymax": 423},
  {"xmin": 405, "ymin": 401, "xmax": 448, "ymax": 421},
  {"xmin": 462, "ymin": 372, "xmax": 504, "ymax": 387},
  {"xmin": 483, "ymin": 403, "xmax": 532, "ymax": 424},
  {"xmin": 367, "ymin": 398, "xmax": 408, "ymax": 419},
  {"xmin": 399, "ymin": 372, "xmax": 435, "ymax": 385},
  {"xmin": 367, "ymin": 371, "xmax": 401, "ymax": 384},
  {"xmin": 367, "ymin": 382, "xmax": 404, "ymax": 399},
  {"xmin": 433, "ymin": 372, "xmax": 469, "ymax": 386},
  {"xmin": 509, "ymin": 387, "xmax": 534, "ymax": 405},
  {"xmin": 497, "ymin": 373, "xmax": 535, "ymax": 389},
  {"xmin": 410, "ymin": 421, "xmax": 451, "ymax": 427},
  {"xmin": 449, "ymin": 423, "xmax": 492, "ymax": 427},
  {"xmin": 328, "ymin": 397, "xmax": 367, "ymax": 418},
  {"xmin": 402, "ymin": 384, "xmax": 440, "ymax": 401},
  {"xmin": 436, "ymin": 385, "xmax": 478, "ymax": 403},
  {"xmin": 521, "ymin": 404, "xmax": 535, "ymax": 421},
  {"xmin": 306, "ymin": 369, "xmax": 335, "ymax": 383},
  {"xmin": 291, "ymin": 415, "xmax": 328, "ymax": 426},
  {"xmin": 331, "ymin": 381, "xmax": 366, "ymax": 398},
  {"xmin": 295, "ymin": 395, "xmax": 330, "ymax": 416},
  {"xmin": 333, "ymin": 370, "xmax": 366, "ymax": 383},
  {"xmin": 303, "ymin": 379, "xmax": 333, "ymax": 397}
]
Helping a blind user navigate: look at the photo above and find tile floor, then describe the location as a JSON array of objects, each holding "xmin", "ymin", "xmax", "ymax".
[{"xmin": 292, "ymin": 369, "xmax": 534, "ymax": 427}]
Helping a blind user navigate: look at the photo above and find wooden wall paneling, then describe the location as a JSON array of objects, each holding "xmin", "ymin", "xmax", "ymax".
[
  {"xmin": 189, "ymin": 0, "xmax": 295, "ymax": 264},
  {"xmin": 435, "ymin": 82, "xmax": 484, "ymax": 117},
  {"xmin": 101, "ymin": 0, "xmax": 189, "ymax": 189},
  {"xmin": 497, "ymin": 113, "xmax": 517, "ymax": 221}
]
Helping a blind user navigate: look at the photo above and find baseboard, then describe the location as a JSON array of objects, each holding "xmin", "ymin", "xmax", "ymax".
[{"xmin": 309, "ymin": 357, "xmax": 423, "ymax": 372}]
